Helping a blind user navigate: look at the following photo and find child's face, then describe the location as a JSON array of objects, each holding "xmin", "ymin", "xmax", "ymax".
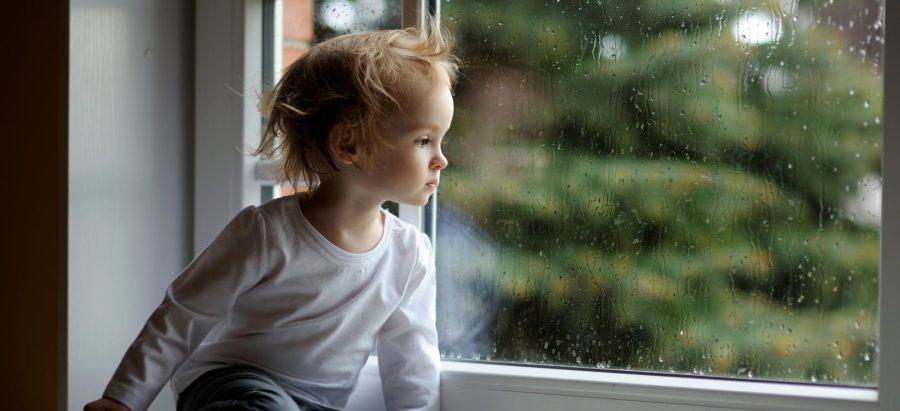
[{"xmin": 359, "ymin": 75, "xmax": 454, "ymax": 206}]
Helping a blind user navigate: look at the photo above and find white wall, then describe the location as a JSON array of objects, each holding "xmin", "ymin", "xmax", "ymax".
[{"xmin": 68, "ymin": 0, "xmax": 193, "ymax": 410}]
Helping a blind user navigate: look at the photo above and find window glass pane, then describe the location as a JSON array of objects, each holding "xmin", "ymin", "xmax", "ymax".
[
  {"xmin": 277, "ymin": 0, "xmax": 401, "ymax": 80},
  {"xmin": 436, "ymin": 0, "xmax": 883, "ymax": 386}
]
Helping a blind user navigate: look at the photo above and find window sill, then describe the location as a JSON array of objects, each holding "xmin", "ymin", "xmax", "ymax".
[
  {"xmin": 437, "ymin": 360, "xmax": 877, "ymax": 411},
  {"xmin": 354, "ymin": 356, "xmax": 878, "ymax": 410}
]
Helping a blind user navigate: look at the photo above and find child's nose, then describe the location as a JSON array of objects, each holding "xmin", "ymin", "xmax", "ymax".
[{"xmin": 432, "ymin": 149, "xmax": 448, "ymax": 170}]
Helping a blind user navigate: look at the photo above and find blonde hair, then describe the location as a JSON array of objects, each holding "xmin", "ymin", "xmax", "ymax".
[{"xmin": 254, "ymin": 18, "xmax": 459, "ymax": 190}]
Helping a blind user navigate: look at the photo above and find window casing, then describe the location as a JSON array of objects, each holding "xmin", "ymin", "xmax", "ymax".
[{"xmin": 194, "ymin": 0, "xmax": 899, "ymax": 409}]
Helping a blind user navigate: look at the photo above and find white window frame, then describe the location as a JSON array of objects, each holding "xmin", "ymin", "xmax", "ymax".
[{"xmin": 194, "ymin": 1, "xmax": 899, "ymax": 410}]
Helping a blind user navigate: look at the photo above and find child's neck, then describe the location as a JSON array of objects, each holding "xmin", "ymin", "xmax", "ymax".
[{"xmin": 297, "ymin": 184, "xmax": 385, "ymax": 254}]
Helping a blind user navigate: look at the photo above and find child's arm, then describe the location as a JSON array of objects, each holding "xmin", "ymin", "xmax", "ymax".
[
  {"xmin": 376, "ymin": 232, "xmax": 441, "ymax": 411},
  {"xmin": 96, "ymin": 206, "xmax": 269, "ymax": 411}
]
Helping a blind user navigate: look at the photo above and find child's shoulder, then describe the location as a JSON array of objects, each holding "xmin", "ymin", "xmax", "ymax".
[
  {"xmin": 383, "ymin": 209, "xmax": 423, "ymax": 238},
  {"xmin": 227, "ymin": 196, "xmax": 301, "ymax": 239},
  {"xmin": 254, "ymin": 195, "xmax": 302, "ymax": 221},
  {"xmin": 383, "ymin": 210, "xmax": 433, "ymax": 256}
]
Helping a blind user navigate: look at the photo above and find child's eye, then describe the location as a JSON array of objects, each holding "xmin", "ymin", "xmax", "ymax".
[{"xmin": 415, "ymin": 137, "xmax": 432, "ymax": 147}]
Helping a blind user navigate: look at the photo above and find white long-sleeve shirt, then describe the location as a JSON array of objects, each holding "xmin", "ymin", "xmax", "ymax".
[{"xmin": 103, "ymin": 195, "xmax": 440, "ymax": 411}]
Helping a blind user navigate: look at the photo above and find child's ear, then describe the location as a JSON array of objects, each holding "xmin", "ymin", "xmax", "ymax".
[{"xmin": 328, "ymin": 122, "xmax": 359, "ymax": 166}]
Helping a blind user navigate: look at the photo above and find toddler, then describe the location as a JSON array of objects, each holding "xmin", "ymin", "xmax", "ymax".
[{"xmin": 84, "ymin": 19, "xmax": 457, "ymax": 411}]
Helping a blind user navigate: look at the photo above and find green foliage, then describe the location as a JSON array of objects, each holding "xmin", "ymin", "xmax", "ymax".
[{"xmin": 437, "ymin": 0, "xmax": 881, "ymax": 385}]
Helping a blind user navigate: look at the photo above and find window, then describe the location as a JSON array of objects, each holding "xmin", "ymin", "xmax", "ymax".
[
  {"xmin": 436, "ymin": 0, "xmax": 881, "ymax": 387},
  {"xmin": 195, "ymin": 0, "xmax": 899, "ymax": 409}
]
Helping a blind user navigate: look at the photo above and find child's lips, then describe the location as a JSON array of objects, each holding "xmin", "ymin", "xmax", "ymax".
[{"xmin": 426, "ymin": 180, "xmax": 439, "ymax": 189}]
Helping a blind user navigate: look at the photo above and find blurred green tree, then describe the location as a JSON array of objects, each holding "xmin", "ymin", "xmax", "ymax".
[{"xmin": 437, "ymin": 0, "xmax": 881, "ymax": 385}]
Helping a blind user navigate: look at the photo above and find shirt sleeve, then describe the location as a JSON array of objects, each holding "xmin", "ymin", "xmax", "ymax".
[
  {"xmin": 376, "ymin": 232, "xmax": 441, "ymax": 411},
  {"xmin": 102, "ymin": 206, "xmax": 268, "ymax": 411}
]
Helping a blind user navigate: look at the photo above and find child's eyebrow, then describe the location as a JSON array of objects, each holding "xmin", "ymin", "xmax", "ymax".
[
  {"xmin": 411, "ymin": 123, "xmax": 447, "ymax": 133},
  {"xmin": 411, "ymin": 124, "xmax": 440, "ymax": 133}
]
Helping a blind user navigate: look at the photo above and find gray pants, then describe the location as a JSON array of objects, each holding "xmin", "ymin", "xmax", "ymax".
[{"xmin": 177, "ymin": 366, "xmax": 338, "ymax": 411}]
